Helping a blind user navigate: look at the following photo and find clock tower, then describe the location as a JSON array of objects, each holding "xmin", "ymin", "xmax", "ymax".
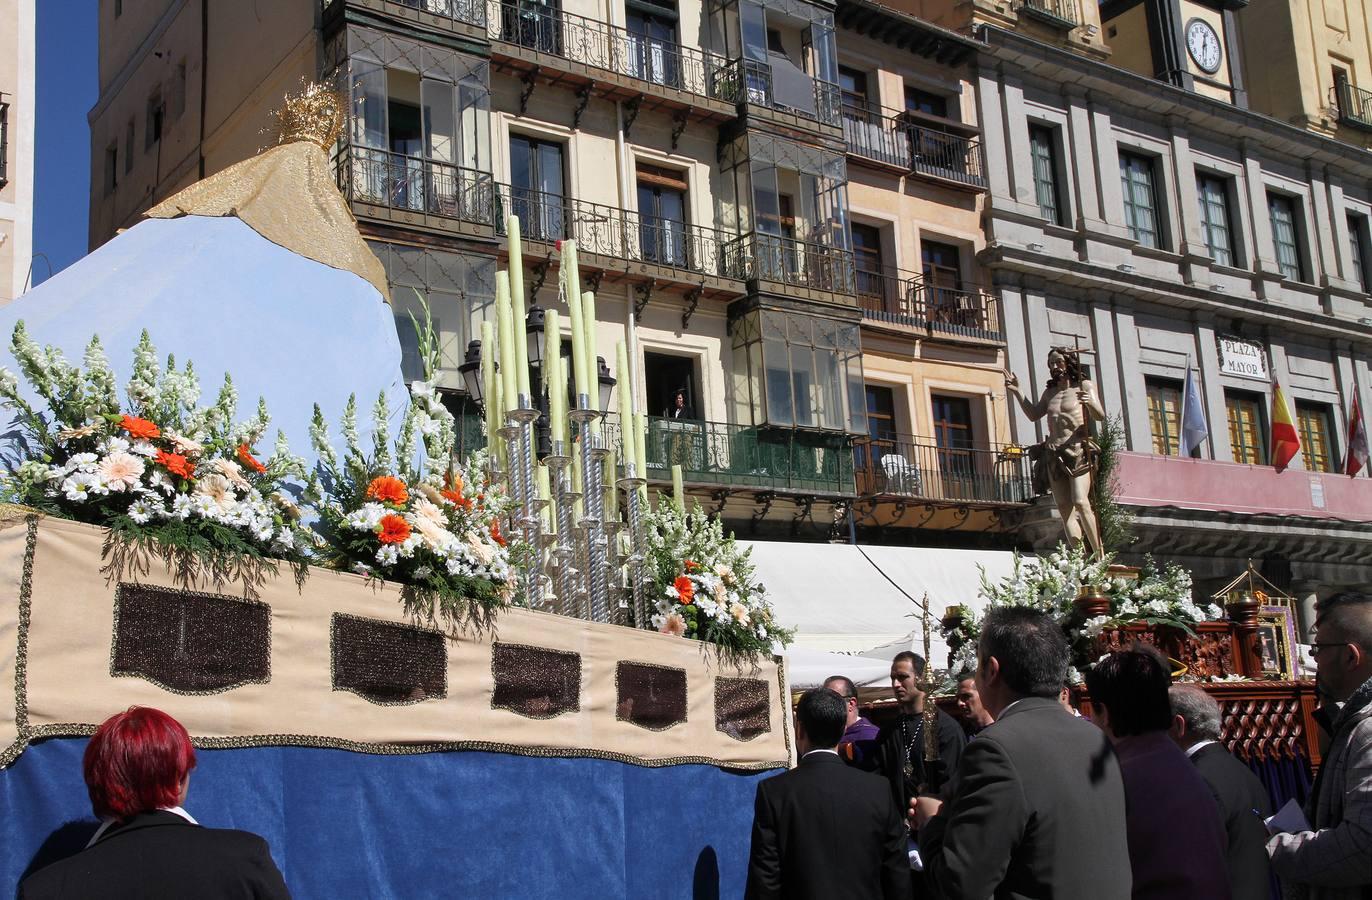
[{"xmin": 1098, "ymin": 0, "xmax": 1248, "ymax": 108}]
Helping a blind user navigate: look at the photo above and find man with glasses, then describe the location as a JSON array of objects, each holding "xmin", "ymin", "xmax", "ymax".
[
  {"xmin": 1268, "ymin": 591, "xmax": 1372, "ymax": 900},
  {"xmin": 823, "ymin": 675, "xmax": 881, "ymax": 770}
]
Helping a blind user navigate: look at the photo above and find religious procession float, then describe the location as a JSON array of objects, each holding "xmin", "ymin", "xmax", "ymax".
[{"xmin": 0, "ymin": 83, "xmax": 1316, "ymax": 896}]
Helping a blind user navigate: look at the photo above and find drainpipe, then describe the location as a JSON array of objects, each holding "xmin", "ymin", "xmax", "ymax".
[{"xmin": 614, "ymin": 100, "xmax": 631, "ymax": 213}]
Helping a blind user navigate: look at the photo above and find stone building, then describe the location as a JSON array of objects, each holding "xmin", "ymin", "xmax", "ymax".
[{"xmin": 0, "ymin": 0, "xmax": 35, "ymax": 302}]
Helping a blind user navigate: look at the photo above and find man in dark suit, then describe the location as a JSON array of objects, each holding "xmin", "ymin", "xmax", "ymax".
[
  {"xmin": 19, "ymin": 706, "xmax": 290, "ymax": 900},
  {"xmin": 745, "ymin": 687, "xmax": 910, "ymax": 900},
  {"xmin": 1087, "ymin": 646, "xmax": 1230, "ymax": 900},
  {"xmin": 1169, "ymin": 684, "xmax": 1272, "ymax": 900},
  {"xmin": 912, "ymin": 607, "xmax": 1132, "ymax": 900}
]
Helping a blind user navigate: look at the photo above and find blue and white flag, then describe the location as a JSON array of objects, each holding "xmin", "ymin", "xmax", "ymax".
[{"xmin": 1179, "ymin": 356, "xmax": 1209, "ymax": 457}]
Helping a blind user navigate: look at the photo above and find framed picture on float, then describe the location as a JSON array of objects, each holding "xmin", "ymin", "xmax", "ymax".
[{"xmin": 1256, "ymin": 604, "xmax": 1301, "ymax": 679}]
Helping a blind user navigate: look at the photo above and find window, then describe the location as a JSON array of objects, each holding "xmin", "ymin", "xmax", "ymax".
[
  {"xmin": 850, "ymin": 223, "xmax": 886, "ymax": 307},
  {"xmin": 636, "ymin": 164, "xmax": 687, "ymax": 266},
  {"xmin": 1146, "ymin": 379, "xmax": 1182, "ymax": 456},
  {"xmin": 1226, "ymin": 391, "xmax": 1266, "ymax": 465},
  {"xmin": 0, "ymin": 102, "xmax": 9, "ymax": 188},
  {"xmin": 838, "ymin": 66, "xmax": 869, "ymax": 113},
  {"xmin": 1268, "ymin": 192, "xmax": 1306, "ymax": 281},
  {"xmin": 766, "ymin": 28, "xmax": 785, "ymax": 53},
  {"xmin": 626, "ymin": 8, "xmax": 679, "ymax": 88},
  {"xmin": 932, "ymin": 394, "xmax": 976, "ymax": 496},
  {"xmin": 123, "ymin": 119, "xmax": 134, "ymax": 174},
  {"xmin": 904, "ymin": 86, "xmax": 948, "ymax": 118},
  {"xmin": 146, "ymin": 93, "xmax": 163, "ymax": 149},
  {"xmin": 103, "ymin": 143, "xmax": 118, "ymax": 195},
  {"xmin": 509, "ymin": 134, "xmax": 565, "ymax": 241},
  {"xmin": 1029, "ymin": 125, "xmax": 1063, "ymax": 226},
  {"xmin": 1296, "ymin": 402, "xmax": 1336, "ymax": 473},
  {"xmin": 1333, "ymin": 64, "xmax": 1351, "ymax": 117},
  {"xmin": 1120, "ymin": 151, "xmax": 1163, "ymax": 249},
  {"xmin": 114, "ymin": 0, "xmax": 122, "ymax": 16},
  {"xmin": 1348, "ymin": 213, "xmax": 1371, "ymax": 291},
  {"xmin": 1196, "ymin": 173, "xmax": 1235, "ymax": 267},
  {"xmin": 921, "ymin": 239, "xmax": 962, "ymax": 317}
]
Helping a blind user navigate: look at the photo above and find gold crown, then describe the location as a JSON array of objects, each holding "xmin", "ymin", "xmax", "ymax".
[{"xmin": 272, "ymin": 80, "xmax": 344, "ymax": 151}]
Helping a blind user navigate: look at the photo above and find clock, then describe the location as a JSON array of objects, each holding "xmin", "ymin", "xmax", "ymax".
[{"xmin": 1185, "ymin": 18, "xmax": 1223, "ymax": 75}]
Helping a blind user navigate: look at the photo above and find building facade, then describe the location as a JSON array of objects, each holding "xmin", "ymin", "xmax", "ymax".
[
  {"xmin": 977, "ymin": 23, "xmax": 1372, "ymax": 625},
  {"xmin": 1, "ymin": 0, "xmax": 36, "ymax": 302}
]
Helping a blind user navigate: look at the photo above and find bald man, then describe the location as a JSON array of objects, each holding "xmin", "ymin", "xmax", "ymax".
[{"xmin": 1268, "ymin": 592, "xmax": 1372, "ymax": 900}]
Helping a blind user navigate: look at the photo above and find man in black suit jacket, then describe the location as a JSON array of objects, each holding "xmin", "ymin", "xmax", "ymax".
[
  {"xmin": 1170, "ymin": 684, "xmax": 1273, "ymax": 900},
  {"xmin": 20, "ymin": 809, "xmax": 291, "ymax": 900},
  {"xmin": 745, "ymin": 687, "xmax": 910, "ymax": 900},
  {"xmin": 18, "ymin": 706, "xmax": 289, "ymax": 900},
  {"xmin": 912, "ymin": 607, "xmax": 1132, "ymax": 900}
]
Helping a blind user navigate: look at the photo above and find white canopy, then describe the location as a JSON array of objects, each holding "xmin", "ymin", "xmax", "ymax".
[{"xmin": 745, "ymin": 541, "xmax": 1018, "ymax": 669}]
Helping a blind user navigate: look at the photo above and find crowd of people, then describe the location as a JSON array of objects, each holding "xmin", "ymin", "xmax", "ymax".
[{"xmin": 746, "ymin": 592, "xmax": 1372, "ymax": 900}]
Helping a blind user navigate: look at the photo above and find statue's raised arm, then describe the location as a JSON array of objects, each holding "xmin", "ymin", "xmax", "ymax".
[{"xmin": 1004, "ymin": 369, "xmax": 1048, "ymax": 421}]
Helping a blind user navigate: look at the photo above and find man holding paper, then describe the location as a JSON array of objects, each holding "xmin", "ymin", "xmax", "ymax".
[{"xmin": 1267, "ymin": 591, "xmax": 1372, "ymax": 900}]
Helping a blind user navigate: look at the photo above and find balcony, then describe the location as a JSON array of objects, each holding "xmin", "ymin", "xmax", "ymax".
[
  {"xmin": 842, "ymin": 105, "xmax": 986, "ymax": 190},
  {"xmin": 335, "ymin": 144, "xmax": 497, "ymax": 237},
  {"xmin": 725, "ymin": 232, "xmax": 855, "ymax": 297},
  {"xmin": 493, "ymin": 185, "xmax": 746, "ymax": 294},
  {"xmin": 711, "ymin": 57, "xmax": 843, "ymax": 131},
  {"xmin": 855, "ymin": 267, "xmax": 1003, "ymax": 342},
  {"xmin": 322, "ymin": 0, "xmax": 486, "ymax": 33},
  {"xmin": 1335, "ymin": 76, "xmax": 1372, "ymax": 132},
  {"xmin": 610, "ymin": 416, "xmax": 855, "ymax": 496},
  {"xmin": 1017, "ymin": 0, "xmax": 1077, "ymax": 29},
  {"xmin": 485, "ymin": 0, "xmax": 736, "ymax": 123},
  {"xmin": 855, "ymin": 435, "xmax": 1034, "ymax": 504}
]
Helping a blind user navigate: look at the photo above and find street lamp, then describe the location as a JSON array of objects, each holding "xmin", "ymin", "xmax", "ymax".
[
  {"xmin": 597, "ymin": 355, "xmax": 616, "ymax": 413},
  {"xmin": 458, "ymin": 339, "xmax": 486, "ymax": 408},
  {"xmin": 525, "ymin": 305, "xmax": 546, "ymax": 372}
]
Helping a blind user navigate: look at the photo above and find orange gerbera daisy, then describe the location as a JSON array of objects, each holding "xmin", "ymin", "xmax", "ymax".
[
  {"xmin": 365, "ymin": 475, "xmax": 409, "ymax": 505},
  {"xmin": 155, "ymin": 449, "xmax": 195, "ymax": 479},
  {"xmin": 490, "ymin": 519, "xmax": 507, "ymax": 547},
  {"xmin": 674, "ymin": 575, "xmax": 695, "ymax": 605},
  {"xmin": 441, "ymin": 471, "xmax": 468, "ymax": 507},
  {"xmin": 377, "ymin": 514, "xmax": 411, "ymax": 544},
  {"xmin": 119, "ymin": 415, "xmax": 161, "ymax": 440},
  {"xmin": 236, "ymin": 444, "xmax": 267, "ymax": 474}
]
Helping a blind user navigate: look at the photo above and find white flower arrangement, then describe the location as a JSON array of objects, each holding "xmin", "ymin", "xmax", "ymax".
[
  {"xmin": 642, "ymin": 500, "xmax": 791, "ymax": 661},
  {"xmin": 0, "ymin": 323, "xmax": 315, "ymax": 573}
]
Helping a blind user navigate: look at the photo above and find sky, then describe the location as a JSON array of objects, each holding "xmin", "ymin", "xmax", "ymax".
[{"xmin": 31, "ymin": 0, "xmax": 98, "ymax": 287}]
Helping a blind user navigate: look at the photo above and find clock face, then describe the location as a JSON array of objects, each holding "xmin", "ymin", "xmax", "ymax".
[{"xmin": 1186, "ymin": 19, "xmax": 1223, "ymax": 75}]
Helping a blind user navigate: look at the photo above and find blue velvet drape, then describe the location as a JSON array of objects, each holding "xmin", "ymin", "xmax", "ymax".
[
  {"xmin": 2, "ymin": 739, "xmax": 775, "ymax": 899},
  {"xmin": 1247, "ymin": 753, "xmax": 1314, "ymax": 900}
]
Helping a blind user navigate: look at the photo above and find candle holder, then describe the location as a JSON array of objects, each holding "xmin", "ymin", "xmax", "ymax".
[
  {"xmin": 507, "ymin": 397, "xmax": 544, "ymax": 610},
  {"xmin": 621, "ymin": 464, "xmax": 649, "ymax": 630},
  {"xmin": 569, "ymin": 397, "xmax": 608, "ymax": 623},
  {"xmin": 543, "ymin": 440, "xmax": 578, "ymax": 618}
]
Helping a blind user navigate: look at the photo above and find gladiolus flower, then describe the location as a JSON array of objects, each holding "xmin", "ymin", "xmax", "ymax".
[
  {"xmin": 236, "ymin": 444, "xmax": 267, "ymax": 474},
  {"xmin": 377, "ymin": 514, "xmax": 411, "ymax": 544},
  {"xmin": 490, "ymin": 519, "xmax": 507, "ymax": 547},
  {"xmin": 119, "ymin": 415, "xmax": 161, "ymax": 440},
  {"xmin": 155, "ymin": 449, "xmax": 195, "ymax": 479},
  {"xmin": 365, "ymin": 475, "xmax": 409, "ymax": 505},
  {"xmin": 684, "ymin": 559, "xmax": 701, "ymax": 573},
  {"xmin": 441, "ymin": 471, "xmax": 467, "ymax": 506},
  {"xmin": 674, "ymin": 575, "xmax": 695, "ymax": 605}
]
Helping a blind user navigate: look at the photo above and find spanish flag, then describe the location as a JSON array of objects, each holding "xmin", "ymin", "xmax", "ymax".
[{"xmin": 1271, "ymin": 381, "xmax": 1301, "ymax": 472}]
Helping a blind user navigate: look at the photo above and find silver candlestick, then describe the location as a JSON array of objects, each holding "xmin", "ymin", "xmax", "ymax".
[
  {"xmin": 621, "ymin": 463, "xmax": 649, "ymax": 630},
  {"xmin": 543, "ymin": 440, "xmax": 577, "ymax": 618},
  {"xmin": 569, "ymin": 397, "xmax": 608, "ymax": 622}
]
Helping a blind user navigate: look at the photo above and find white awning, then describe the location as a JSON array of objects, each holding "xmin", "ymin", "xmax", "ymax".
[{"xmin": 744, "ymin": 541, "xmax": 1018, "ymax": 669}]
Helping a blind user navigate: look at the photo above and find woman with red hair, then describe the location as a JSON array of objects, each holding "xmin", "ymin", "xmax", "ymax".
[{"xmin": 19, "ymin": 707, "xmax": 290, "ymax": 899}]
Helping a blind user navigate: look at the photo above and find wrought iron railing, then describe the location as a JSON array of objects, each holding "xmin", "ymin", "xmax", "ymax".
[
  {"xmin": 855, "ymin": 435, "xmax": 1034, "ymax": 503},
  {"xmin": 855, "ymin": 266, "xmax": 1002, "ymax": 340},
  {"xmin": 487, "ymin": 0, "xmax": 732, "ymax": 102},
  {"xmin": 710, "ymin": 56, "xmax": 843, "ymax": 127},
  {"xmin": 493, "ymin": 184, "xmax": 745, "ymax": 280},
  {"xmin": 335, "ymin": 144, "xmax": 496, "ymax": 226},
  {"xmin": 1017, "ymin": 0, "xmax": 1078, "ymax": 28},
  {"xmin": 842, "ymin": 104, "xmax": 986, "ymax": 188},
  {"xmin": 1335, "ymin": 76, "xmax": 1372, "ymax": 130},
  {"xmin": 727, "ymin": 232, "xmax": 855, "ymax": 293},
  {"xmin": 323, "ymin": 0, "xmax": 488, "ymax": 28},
  {"xmin": 625, "ymin": 415, "xmax": 856, "ymax": 495}
]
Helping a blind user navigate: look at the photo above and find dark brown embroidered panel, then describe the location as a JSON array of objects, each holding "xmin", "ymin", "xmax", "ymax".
[
  {"xmin": 616, "ymin": 661, "xmax": 687, "ymax": 731},
  {"xmin": 491, "ymin": 642, "xmax": 581, "ymax": 718},
  {"xmin": 715, "ymin": 677, "xmax": 771, "ymax": 741},
  {"xmin": 111, "ymin": 583, "xmax": 271, "ymax": 694},
  {"xmin": 331, "ymin": 614, "xmax": 447, "ymax": 705}
]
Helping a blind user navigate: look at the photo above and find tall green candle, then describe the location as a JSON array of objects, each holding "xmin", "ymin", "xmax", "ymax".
[
  {"xmin": 582, "ymin": 290, "xmax": 598, "ymax": 412},
  {"xmin": 507, "ymin": 216, "xmax": 531, "ymax": 399},
  {"xmin": 671, "ymin": 463, "xmax": 685, "ymax": 512},
  {"xmin": 616, "ymin": 340, "xmax": 635, "ymax": 476},
  {"xmin": 545, "ymin": 309, "xmax": 567, "ymax": 446},
  {"xmin": 496, "ymin": 271, "xmax": 517, "ymax": 415},
  {"xmin": 561, "ymin": 241, "xmax": 591, "ymax": 403}
]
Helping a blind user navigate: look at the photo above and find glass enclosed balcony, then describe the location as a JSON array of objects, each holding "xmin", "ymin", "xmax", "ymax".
[
  {"xmin": 707, "ymin": 0, "xmax": 842, "ymax": 128},
  {"xmin": 718, "ymin": 132, "xmax": 855, "ymax": 295},
  {"xmin": 731, "ymin": 307, "xmax": 866, "ymax": 435}
]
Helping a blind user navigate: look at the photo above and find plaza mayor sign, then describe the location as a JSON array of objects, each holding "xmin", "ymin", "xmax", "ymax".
[{"xmin": 1218, "ymin": 336, "xmax": 1269, "ymax": 381}]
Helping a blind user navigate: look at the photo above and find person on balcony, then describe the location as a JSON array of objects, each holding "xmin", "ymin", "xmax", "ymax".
[
  {"xmin": 1268, "ymin": 590, "xmax": 1372, "ymax": 900},
  {"xmin": 662, "ymin": 389, "xmax": 695, "ymax": 420},
  {"xmin": 1005, "ymin": 347, "xmax": 1105, "ymax": 558}
]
